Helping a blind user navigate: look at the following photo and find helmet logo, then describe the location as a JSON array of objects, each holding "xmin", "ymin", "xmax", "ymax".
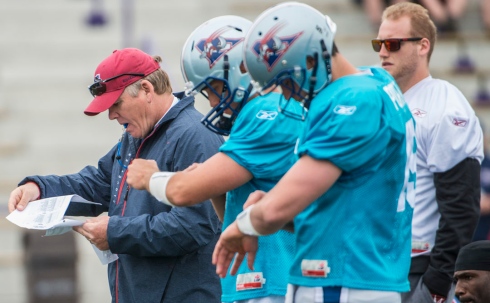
[
  {"xmin": 195, "ymin": 27, "xmax": 243, "ymax": 68},
  {"xmin": 94, "ymin": 74, "xmax": 102, "ymax": 83},
  {"xmin": 251, "ymin": 22, "xmax": 302, "ymax": 72}
]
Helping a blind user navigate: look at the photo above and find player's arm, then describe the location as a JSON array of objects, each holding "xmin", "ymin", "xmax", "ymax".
[
  {"xmin": 424, "ymin": 158, "xmax": 481, "ymax": 297},
  {"xmin": 135, "ymin": 152, "xmax": 252, "ymax": 207},
  {"xmin": 242, "ymin": 190, "xmax": 294, "ymax": 232},
  {"xmin": 212, "ymin": 154, "xmax": 341, "ymax": 276},
  {"xmin": 247, "ymin": 154, "xmax": 341, "ymax": 234}
]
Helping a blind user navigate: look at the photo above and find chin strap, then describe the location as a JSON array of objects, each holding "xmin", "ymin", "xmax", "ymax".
[
  {"xmin": 305, "ymin": 39, "xmax": 332, "ymax": 109},
  {"xmin": 305, "ymin": 52, "xmax": 319, "ymax": 110},
  {"xmin": 321, "ymin": 39, "xmax": 332, "ymax": 82},
  {"xmin": 223, "ymin": 54, "xmax": 230, "ymax": 82}
]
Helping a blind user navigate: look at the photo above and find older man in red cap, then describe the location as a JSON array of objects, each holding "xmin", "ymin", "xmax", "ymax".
[{"xmin": 8, "ymin": 48, "xmax": 224, "ymax": 303}]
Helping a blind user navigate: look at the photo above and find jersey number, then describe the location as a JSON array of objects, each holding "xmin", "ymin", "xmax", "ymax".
[{"xmin": 384, "ymin": 82, "xmax": 416, "ymax": 212}]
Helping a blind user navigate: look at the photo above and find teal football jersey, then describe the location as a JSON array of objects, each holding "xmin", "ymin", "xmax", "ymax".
[
  {"xmin": 219, "ymin": 92, "xmax": 305, "ymax": 302},
  {"xmin": 290, "ymin": 67, "xmax": 416, "ymax": 292}
]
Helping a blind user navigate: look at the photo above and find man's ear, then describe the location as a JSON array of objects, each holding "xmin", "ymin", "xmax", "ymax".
[
  {"xmin": 306, "ymin": 55, "xmax": 316, "ymax": 70},
  {"xmin": 419, "ymin": 38, "xmax": 431, "ymax": 57},
  {"xmin": 141, "ymin": 80, "xmax": 154, "ymax": 94},
  {"xmin": 140, "ymin": 80, "xmax": 154, "ymax": 103}
]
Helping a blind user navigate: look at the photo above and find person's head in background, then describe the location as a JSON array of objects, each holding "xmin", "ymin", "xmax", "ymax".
[
  {"xmin": 374, "ymin": 2, "xmax": 436, "ymax": 93},
  {"xmin": 454, "ymin": 240, "xmax": 490, "ymax": 303},
  {"xmin": 242, "ymin": 2, "xmax": 341, "ymax": 118},
  {"xmin": 86, "ymin": 48, "xmax": 173, "ymax": 139},
  {"xmin": 181, "ymin": 15, "xmax": 255, "ymax": 136}
]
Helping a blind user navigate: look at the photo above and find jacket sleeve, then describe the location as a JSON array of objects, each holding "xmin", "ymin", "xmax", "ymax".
[
  {"xmin": 107, "ymin": 120, "xmax": 224, "ymax": 256},
  {"xmin": 423, "ymin": 157, "xmax": 481, "ymax": 296},
  {"xmin": 19, "ymin": 145, "xmax": 116, "ymax": 216},
  {"xmin": 107, "ymin": 201, "xmax": 220, "ymax": 256}
]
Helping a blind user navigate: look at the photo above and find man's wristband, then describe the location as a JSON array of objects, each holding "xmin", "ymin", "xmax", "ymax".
[
  {"xmin": 149, "ymin": 172, "xmax": 176, "ymax": 206},
  {"xmin": 236, "ymin": 205, "xmax": 263, "ymax": 236}
]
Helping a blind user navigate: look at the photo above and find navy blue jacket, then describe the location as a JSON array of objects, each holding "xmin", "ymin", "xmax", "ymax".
[{"xmin": 22, "ymin": 93, "xmax": 224, "ymax": 303}]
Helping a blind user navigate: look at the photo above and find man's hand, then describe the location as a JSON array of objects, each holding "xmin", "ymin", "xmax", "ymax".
[
  {"xmin": 127, "ymin": 159, "xmax": 160, "ymax": 191},
  {"xmin": 212, "ymin": 222, "xmax": 258, "ymax": 278},
  {"xmin": 8, "ymin": 182, "xmax": 41, "ymax": 212},
  {"xmin": 243, "ymin": 190, "xmax": 266, "ymax": 209},
  {"xmin": 73, "ymin": 216, "xmax": 110, "ymax": 251}
]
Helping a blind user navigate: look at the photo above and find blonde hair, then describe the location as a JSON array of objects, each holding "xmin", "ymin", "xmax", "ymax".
[
  {"xmin": 125, "ymin": 55, "xmax": 173, "ymax": 97},
  {"xmin": 382, "ymin": 2, "xmax": 437, "ymax": 61}
]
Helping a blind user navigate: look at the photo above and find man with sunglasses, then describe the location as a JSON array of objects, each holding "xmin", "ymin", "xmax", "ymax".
[
  {"xmin": 374, "ymin": 3, "xmax": 483, "ymax": 303},
  {"xmin": 8, "ymin": 48, "xmax": 224, "ymax": 303},
  {"xmin": 126, "ymin": 15, "xmax": 304, "ymax": 303}
]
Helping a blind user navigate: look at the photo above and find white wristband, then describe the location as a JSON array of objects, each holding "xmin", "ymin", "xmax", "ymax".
[
  {"xmin": 236, "ymin": 205, "xmax": 263, "ymax": 236},
  {"xmin": 149, "ymin": 172, "xmax": 176, "ymax": 206}
]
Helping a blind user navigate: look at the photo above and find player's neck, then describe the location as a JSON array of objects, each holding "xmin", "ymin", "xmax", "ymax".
[
  {"xmin": 330, "ymin": 54, "xmax": 359, "ymax": 82},
  {"xmin": 398, "ymin": 66, "xmax": 430, "ymax": 94}
]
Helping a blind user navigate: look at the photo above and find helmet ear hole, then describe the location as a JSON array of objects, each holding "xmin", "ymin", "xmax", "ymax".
[
  {"xmin": 306, "ymin": 56, "xmax": 316, "ymax": 70},
  {"xmin": 239, "ymin": 61, "xmax": 247, "ymax": 74}
]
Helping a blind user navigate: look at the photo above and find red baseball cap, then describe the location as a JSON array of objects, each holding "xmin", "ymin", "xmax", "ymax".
[{"xmin": 84, "ymin": 48, "xmax": 160, "ymax": 116}]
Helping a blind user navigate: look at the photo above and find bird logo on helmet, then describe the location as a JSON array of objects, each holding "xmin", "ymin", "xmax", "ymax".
[
  {"xmin": 195, "ymin": 27, "xmax": 243, "ymax": 68},
  {"xmin": 251, "ymin": 22, "xmax": 303, "ymax": 72}
]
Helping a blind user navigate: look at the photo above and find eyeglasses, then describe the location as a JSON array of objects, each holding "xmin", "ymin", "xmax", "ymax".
[
  {"xmin": 88, "ymin": 73, "xmax": 145, "ymax": 97},
  {"xmin": 371, "ymin": 37, "xmax": 423, "ymax": 52}
]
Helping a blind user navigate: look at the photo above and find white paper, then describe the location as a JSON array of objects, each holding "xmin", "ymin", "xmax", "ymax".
[
  {"xmin": 6, "ymin": 195, "xmax": 115, "ymax": 265},
  {"xmin": 92, "ymin": 245, "xmax": 119, "ymax": 265},
  {"xmin": 6, "ymin": 194, "xmax": 102, "ymax": 235}
]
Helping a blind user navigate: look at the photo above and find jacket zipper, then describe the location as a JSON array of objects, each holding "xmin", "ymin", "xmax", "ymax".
[{"xmin": 114, "ymin": 123, "xmax": 163, "ymax": 303}]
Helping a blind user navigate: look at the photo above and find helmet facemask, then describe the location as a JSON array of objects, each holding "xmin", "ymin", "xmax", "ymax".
[
  {"xmin": 259, "ymin": 66, "xmax": 308, "ymax": 120},
  {"xmin": 195, "ymin": 75, "xmax": 251, "ymax": 136}
]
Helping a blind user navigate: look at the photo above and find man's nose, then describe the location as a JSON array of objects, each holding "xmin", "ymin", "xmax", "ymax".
[
  {"xmin": 108, "ymin": 107, "xmax": 117, "ymax": 120},
  {"xmin": 379, "ymin": 44, "xmax": 390, "ymax": 57},
  {"xmin": 454, "ymin": 281, "xmax": 465, "ymax": 297}
]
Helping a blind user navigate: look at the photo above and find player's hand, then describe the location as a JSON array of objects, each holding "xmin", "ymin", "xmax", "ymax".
[
  {"xmin": 73, "ymin": 216, "xmax": 110, "ymax": 251},
  {"xmin": 127, "ymin": 159, "xmax": 160, "ymax": 191},
  {"xmin": 243, "ymin": 190, "xmax": 266, "ymax": 210},
  {"xmin": 212, "ymin": 222, "xmax": 258, "ymax": 278},
  {"xmin": 8, "ymin": 182, "xmax": 41, "ymax": 212}
]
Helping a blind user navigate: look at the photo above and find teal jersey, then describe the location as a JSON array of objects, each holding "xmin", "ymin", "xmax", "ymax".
[
  {"xmin": 290, "ymin": 67, "xmax": 416, "ymax": 292},
  {"xmin": 219, "ymin": 92, "xmax": 305, "ymax": 302}
]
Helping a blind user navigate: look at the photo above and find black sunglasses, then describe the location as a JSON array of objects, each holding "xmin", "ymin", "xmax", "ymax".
[
  {"xmin": 88, "ymin": 73, "xmax": 145, "ymax": 97},
  {"xmin": 371, "ymin": 37, "xmax": 423, "ymax": 52}
]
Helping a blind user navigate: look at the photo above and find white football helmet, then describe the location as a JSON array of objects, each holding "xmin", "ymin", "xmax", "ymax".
[
  {"xmin": 181, "ymin": 15, "xmax": 254, "ymax": 135},
  {"xmin": 243, "ymin": 2, "xmax": 337, "ymax": 112}
]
